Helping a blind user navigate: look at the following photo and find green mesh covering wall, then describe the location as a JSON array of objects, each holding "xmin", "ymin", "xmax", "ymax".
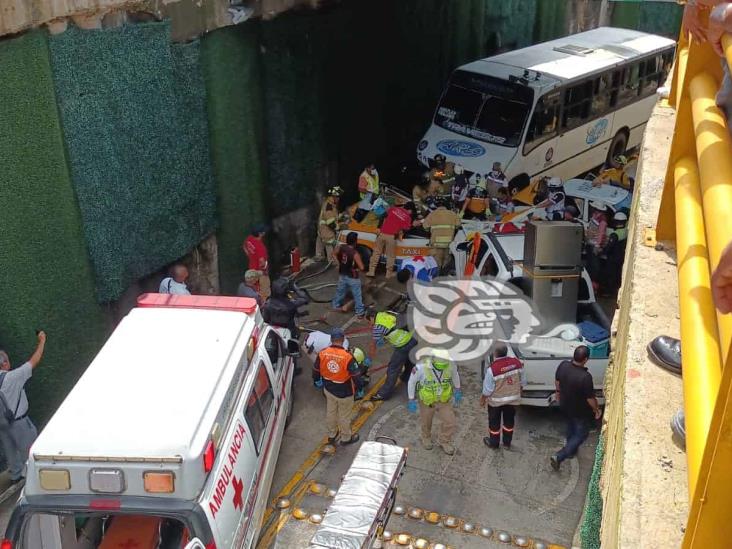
[
  {"xmin": 201, "ymin": 25, "xmax": 269, "ymax": 294},
  {"xmin": 0, "ymin": 30, "xmax": 110, "ymax": 424},
  {"xmin": 611, "ymin": 2, "xmax": 683, "ymax": 38},
  {"xmin": 580, "ymin": 433, "xmax": 605, "ymax": 549},
  {"xmin": 251, "ymin": 0, "xmax": 545, "ymax": 219},
  {"xmin": 49, "ymin": 23, "xmax": 217, "ymax": 302}
]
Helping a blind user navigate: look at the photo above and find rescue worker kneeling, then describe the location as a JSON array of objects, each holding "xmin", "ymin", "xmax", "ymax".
[
  {"xmin": 480, "ymin": 343, "xmax": 526, "ymax": 449},
  {"xmin": 407, "ymin": 349, "xmax": 462, "ymax": 455},
  {"xmin": 313, "ymin": 328, "xmax": 361, "ymax": 445}
]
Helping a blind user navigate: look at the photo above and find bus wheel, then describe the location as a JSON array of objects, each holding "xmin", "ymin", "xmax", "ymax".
[
  {"xmin": 508, "ymin": 173, "xmax": 530, "ymax": 196},
  {"xmin": 607, "ymin": 130, "xmax": 628, "ymax": 168}
]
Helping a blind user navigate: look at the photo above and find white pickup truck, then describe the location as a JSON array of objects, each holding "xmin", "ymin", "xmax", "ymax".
[{"xmin": 450, "ymin": 228, "xmax": 610, "ymax": 406}]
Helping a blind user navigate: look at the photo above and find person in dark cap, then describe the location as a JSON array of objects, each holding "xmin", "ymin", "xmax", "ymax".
[
  {"xmin": 243, "ymin": 223, "xmax": 270, "ymax": 299},
  {"xmin": 312, "ymin": 328, "xmax": 361, "ymax": 445}
]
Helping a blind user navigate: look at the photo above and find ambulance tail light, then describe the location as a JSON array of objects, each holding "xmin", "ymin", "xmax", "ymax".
[
  {"xmin": 39, "ymin": 468, "xmax": 71, "ymax": 491},
  {"xmin": 89, "ymin": 468, "xmax": 125, "ymax": 493},
  {"xmin": 1, "ymin": 539, "xmax": 13, "ymax": 549},
  {"xmin": 206, "ymin": 543, "xmax": 216, "ymax": 549},
  {"xmin": 144, "ymin": 471, "xmax": 175, "ymax": 493},
  {"xmin": 203, "ymin": 439, "xmax": 215, "ymax": 473}
]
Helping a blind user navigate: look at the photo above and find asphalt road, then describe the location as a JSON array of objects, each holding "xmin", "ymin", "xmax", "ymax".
[{"xmin": 258, "ymin": 266, "xmax": 597, "ymax": 548}]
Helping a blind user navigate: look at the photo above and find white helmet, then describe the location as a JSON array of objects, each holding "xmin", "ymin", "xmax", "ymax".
[
  {"xmin": 547, "ymin": 177, "xmax": 563, "ymax": 189},
  {"xmin": 590, "ymin": 200, "xmax": 607, "ymax": 211},
  {"xmin": 429, "ymin": 349, "xmax": 452, "ymax": 370},
  {"xmin": 613, "ymin": 211, "xmax": 628, "ymax": 222},
  {"xmin": 454, "ymin": 164, "xmax": 464, "ymax": 175}
]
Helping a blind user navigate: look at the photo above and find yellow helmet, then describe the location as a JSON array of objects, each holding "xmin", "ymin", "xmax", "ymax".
[
  {"xmin": 352, "ymin": 347, "xmax": 366, "ymax": 364},
  {"xmin": 430, "ymin": 349, "xmax": 452, "ymax": 370}
]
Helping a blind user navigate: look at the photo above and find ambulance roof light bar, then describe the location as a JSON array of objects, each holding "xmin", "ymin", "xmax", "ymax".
[{"xmin": 136, "ymin": 294, "xmax": 258, "ymax": 314}]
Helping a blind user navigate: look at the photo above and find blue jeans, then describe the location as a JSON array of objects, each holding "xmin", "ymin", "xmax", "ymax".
[
  {"xmin": 556, "ymin": 416, "xmax": 590, "ymax": 463},
  {"xmin": 377, "ymin": 338, "xmax": 417, "ymax": 399},
  {"xmin": 332, "ymin": 275, "xmax": 365, "ymax": 315}
]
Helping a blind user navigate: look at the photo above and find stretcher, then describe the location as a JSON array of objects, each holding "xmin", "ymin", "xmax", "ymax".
[{"xmin": 309, "ymin": 439, "xmax": 408, "ymax": 549}]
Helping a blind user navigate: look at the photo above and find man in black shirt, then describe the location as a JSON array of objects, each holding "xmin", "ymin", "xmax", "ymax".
[
  {"xmin": 332, "ymin": 231, "xmax": 366, "ymax": 317},
  {"xmin": 550, "ymin": 345, "xmax": 601, "ymax": 471}
]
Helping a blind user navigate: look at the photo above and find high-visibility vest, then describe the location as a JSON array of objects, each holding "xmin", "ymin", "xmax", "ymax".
[
  {"xmin": 607, "ymin": 226, "xmax": 628, "ymax": 242},
  {"xmin": 418, "ymin": 362, "xmax": 453, "ymax": 405},
  {"xmin": 374, "ymin": 312, "xmax": 413, "ymax": 348},
  {"xmin": 486, "ymin": 356, "xmax": 523, "ymax": 407},
  {"xmin": 317, "ymin": 346, "xmax": 354, "ymax": 384},
  {"xmin": 425, "ymin": 208, "xmax": 459, "ymax": 248},
  {"xmin": 359, "ymin": 170, "xmax": 380, "ymax": 195}
]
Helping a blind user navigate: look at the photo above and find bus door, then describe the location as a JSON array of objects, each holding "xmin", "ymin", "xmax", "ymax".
[{"xmin": 521, "ymin": 90, "xmax": 561, "ymax": 178}]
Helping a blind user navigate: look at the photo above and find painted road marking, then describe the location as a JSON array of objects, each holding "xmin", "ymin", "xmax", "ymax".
[{"xmin": 256, "ymin": 377, "xmax": 389, "ymax": 548}]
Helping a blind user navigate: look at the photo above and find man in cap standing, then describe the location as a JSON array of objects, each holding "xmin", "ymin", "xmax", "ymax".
[
  {"xmin": 407, "ymin": 348, "xmax": 462, "ymax": 455},
  {"xmin": 313, "ymin": 328, "xmax": 361, "ymax": 445}
]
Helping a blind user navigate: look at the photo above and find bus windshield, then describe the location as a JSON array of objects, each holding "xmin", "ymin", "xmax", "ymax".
[{"xmin": 434, "ymin": 70, "xmax": 533, "ymax": 147}]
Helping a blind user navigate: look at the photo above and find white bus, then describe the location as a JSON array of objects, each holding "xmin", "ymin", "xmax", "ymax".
[{"xmin": 417, "ymin": 27, "xmax": 675, "ymax": 192}]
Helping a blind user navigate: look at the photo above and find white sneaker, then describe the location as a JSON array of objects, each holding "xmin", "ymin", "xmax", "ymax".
[{"xmin": 421, "ymin": 436, "xmax": 433, "ymax": 450}]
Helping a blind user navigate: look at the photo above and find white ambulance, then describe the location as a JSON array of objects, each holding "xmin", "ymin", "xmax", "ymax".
[{"xmin": 3, "ymin": 294, "xmax": 299, "ymax": 549}]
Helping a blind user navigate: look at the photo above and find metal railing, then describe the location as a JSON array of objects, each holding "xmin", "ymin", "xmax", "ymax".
[{"xmin": 657, "ymin": 30, "xmax": 732, "ymax": 547}]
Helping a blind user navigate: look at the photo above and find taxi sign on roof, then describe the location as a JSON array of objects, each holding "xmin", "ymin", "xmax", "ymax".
[{"xmin": 137, "ymin": 293, "xmax": 258, "ymax": 314}]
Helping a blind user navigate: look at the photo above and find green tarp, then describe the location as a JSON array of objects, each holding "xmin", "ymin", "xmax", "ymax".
[
  {"xmin": 0, "ymin": 30, "xmax": 110, "ymax": 423},
  {"xmin": 49, "ymin": 23, "xmax": 218, "ymax": 302}
]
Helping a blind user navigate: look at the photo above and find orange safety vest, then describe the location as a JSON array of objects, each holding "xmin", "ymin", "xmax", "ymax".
[
  {"xmin": 317, "ymin": 346, "xmax": 354, "ymax": 384},
  {"xmin": 467, "ymin": 196, "xmax": 487, "ymax": 214}
]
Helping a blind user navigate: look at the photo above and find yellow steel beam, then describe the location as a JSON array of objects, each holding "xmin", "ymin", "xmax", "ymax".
[
  {"xmin": 674, "ymin": 157, "xmax": 723, "ymax": 496},
  {"xmin": 689, "ymin": 72, "xmax": 732, "ymax": 362},
  {"xmin": 674, "ymin": 44, "xmax": 690, "ymax": 110},
  {"xmin": 683, "ymin": 344, "xmax": 732, "ymax": 548}
]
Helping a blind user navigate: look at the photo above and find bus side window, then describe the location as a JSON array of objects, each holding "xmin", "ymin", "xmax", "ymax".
[
  {"xmin": 245, "ymin": 361, "xmax": 275, "ymax": 453},
  {"xmin": 523, "ymin": 95, "xmax": 559, "ymax": 154},
  {"xmin": 617, "ymin": 63, "xmax": 640, "ymax": 105},
  {"xmin": 639, "ymin": 56, "xmax": 661, "ymax": 97},
  {"xmin": 562, "ymin": 80, "xmax": 593, "ymax": 130},
  {"xmin": 590, "ymin": 74, "xmax": 612, "ymax": 117}
]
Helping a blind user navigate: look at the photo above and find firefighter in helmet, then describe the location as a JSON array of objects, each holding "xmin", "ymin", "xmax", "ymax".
[{"xmin": 315, "ymin": 186, "xmax": 344, "ymax": 261}]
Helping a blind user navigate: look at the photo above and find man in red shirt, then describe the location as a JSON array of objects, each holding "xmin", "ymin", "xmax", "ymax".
[
  {"xmin": 243, "ymin": 224, "xmax": 270, "ymax": 300},
  {"xmin": 367, "ymin": 202, "xmax": 419, "ymax": 278}
]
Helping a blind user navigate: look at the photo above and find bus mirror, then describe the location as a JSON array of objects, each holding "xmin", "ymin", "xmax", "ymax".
[
  {"xmin": 183, "ymin": 539, "xmax": 206, "ymax": 549},
  {"xmin": 287, "ymin": 339, "xmax": 301, "ymax": 357}
]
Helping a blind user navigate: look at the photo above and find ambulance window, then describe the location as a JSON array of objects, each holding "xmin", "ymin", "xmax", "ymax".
[
  {"xmin": 264, "ymin": 330, "xmax": 285, "ymax": 374},
  {"xmin": 245, "ymin": 361, "xmax": 275, "ymax": 453}
]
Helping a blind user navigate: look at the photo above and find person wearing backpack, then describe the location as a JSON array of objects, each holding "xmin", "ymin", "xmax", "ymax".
[{"xmin": 0, "ymin": 330, "xmax": 46, "ymax": 483}]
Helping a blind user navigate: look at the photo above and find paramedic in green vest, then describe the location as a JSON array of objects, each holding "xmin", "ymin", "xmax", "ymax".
[
  {"xmin": 407, "ymin": 349, "xmax": 462, "ymax": 455},
  {"xmin": 370, "ymin": 311, "xmax": 417, "ymax": 401},
  {"xmin": 603, "ymin": 211, "xmax": 629, "ymax": 293}
]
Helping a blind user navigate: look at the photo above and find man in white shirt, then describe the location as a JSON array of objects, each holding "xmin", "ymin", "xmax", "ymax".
[
  {"xmin": 159, "ymin": 264, "xmax": 191, "ymax": 295},
  {"xmin": 0, "ymin": 330, "xmax": 46, "ymax": 482}
]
